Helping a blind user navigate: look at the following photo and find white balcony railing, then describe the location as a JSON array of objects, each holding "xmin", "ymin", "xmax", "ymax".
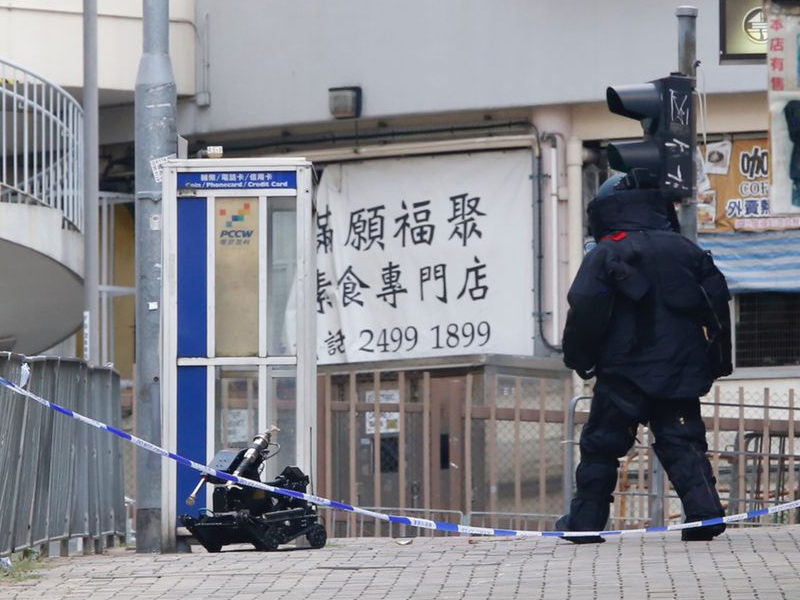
[{"xmin": 0, "ymin": 57, "xmax": 83, "ymax": 232}]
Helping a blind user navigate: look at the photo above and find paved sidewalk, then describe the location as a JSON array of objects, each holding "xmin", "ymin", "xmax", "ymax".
[{"xmin": 1, "ymin": 526, "xmax": 799, "ymax": 600}]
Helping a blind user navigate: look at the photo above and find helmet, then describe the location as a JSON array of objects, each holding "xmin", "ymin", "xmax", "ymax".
[{"xmin": 596, "ymin": 174, "xmax": 627, "ymax": 198}]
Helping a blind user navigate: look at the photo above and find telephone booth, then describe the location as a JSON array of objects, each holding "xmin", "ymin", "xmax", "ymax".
[{"xmin": 159, "ymin": 159, "xmax": 316, "ymax": 547}]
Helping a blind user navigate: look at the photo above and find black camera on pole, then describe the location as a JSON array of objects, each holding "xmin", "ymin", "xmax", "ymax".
[{"xmin": 606, "ymin": 74, "xmax": 693, "ymax": 197}]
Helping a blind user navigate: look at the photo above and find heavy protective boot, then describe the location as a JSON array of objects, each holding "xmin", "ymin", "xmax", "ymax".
[
  {"xmin": 653, "ymin": 441, "xmax": 726, "ymax": 542},
  {"xmin": 557, "ymin": 459, "xmax": 617, "ymax": 544},
  {"xmin": 555, "ymin": 503, "xmax": 607, "ymax": 544},
  {"xmin": 680, "ymin": 518, "xmax": 726, "ymax": 542}
]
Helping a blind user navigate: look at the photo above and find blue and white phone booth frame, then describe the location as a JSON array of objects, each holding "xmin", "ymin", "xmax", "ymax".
[{"xmin": 159, "ymin": 158, "xmax": 316, "ymax": 548}]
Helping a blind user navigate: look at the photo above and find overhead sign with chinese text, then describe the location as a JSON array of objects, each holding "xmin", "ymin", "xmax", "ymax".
[
  {"xmin": 697, "ymin": 138, "xmax": 776, "ymax": 232},
  {"xmin": 767, "ymin": 2, "xmax": 800, "ymax": 228},
  {"xmin": 316, "ymin": 151, "xmax": 534, "ymax": 364}
]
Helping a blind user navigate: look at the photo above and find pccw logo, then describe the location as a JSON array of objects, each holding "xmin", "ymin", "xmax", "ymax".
[{"xmin": 219, "ymin": 203, "xmax": 254, "ymax": 246}]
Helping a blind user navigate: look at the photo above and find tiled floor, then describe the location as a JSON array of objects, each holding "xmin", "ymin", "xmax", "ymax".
[{"xmin": 2, "ymin": 526, "xmax": 799, "ymax": 599}]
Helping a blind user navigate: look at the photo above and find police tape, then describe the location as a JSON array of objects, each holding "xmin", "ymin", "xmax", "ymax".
[{"xmin": 2, "ymin": 373, "xmax": 799, "ymax": 540}]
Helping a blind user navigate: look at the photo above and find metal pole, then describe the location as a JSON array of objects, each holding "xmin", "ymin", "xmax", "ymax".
[
  {"xmin": 647, "ymin": 4, "xmax": 700, "ymax": 527},
  {"xmin": 134, "ymin": 0, "xmax": 176, "ymax": 553},
  {"xmin": 83, "ymin": 0, "xmax": 99, "ymax": 364},
  {"xmin": 676, "ymin": 5, "xmax": 698, "ymax": 243},
  {"xmin": 650, "ymin": 453, "xmax": 665, "ymax": 527}
]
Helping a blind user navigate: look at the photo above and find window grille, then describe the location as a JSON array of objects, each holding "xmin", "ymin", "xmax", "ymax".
[{"xmin": 735, "ymin": 293, "xmax": 800, "ymax": 367}]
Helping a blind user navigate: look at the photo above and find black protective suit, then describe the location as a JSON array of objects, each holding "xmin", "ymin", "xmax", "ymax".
[{"xmin": 557, "ymin": 182, "xmax": 732, "ymax": 543}]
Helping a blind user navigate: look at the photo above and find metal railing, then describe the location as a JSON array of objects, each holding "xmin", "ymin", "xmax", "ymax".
[
  {"xmin": 0, "ymin": 353, "xmax": 124, "ymax": 557},
  {"xmin": 466, "ymin": 511, "xmax": 561, "ymax": 532},
  {"xmin": 331, "ymin": 507, "xmax": 466, "ymax": 538},
  {"xmin": 315, "ymin": 366, "xmax": 800, "ymax": 538},
  {"xmin": 317, "ymin": 366, "xmax": 574, "ymax": 536},
  {"xmin": 328, "ymin": 507, "xmax": 564, "ymax": 538},
  {"xmin": 0, "ymin": 57, "xmax": 83, "ymax": 232}
]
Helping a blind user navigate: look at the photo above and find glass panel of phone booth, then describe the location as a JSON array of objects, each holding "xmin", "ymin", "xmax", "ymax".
[
  {"xmin": 214, "ymin": 366, "xmax": 259, "ymax": 454},
  {"xmin": 267, "ymin": 198, "xmax": 297, "ymax": 356},
  {"xmin": 214, "ymin": 197, "xmax": 260, "ymax": 357},
  {"xmin": 263, "ymin": 367, "xmax": 297, "ymax": 480}
]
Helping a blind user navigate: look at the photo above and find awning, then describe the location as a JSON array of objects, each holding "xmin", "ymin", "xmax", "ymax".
[{"xmin": 698, "ymin": 231, "xmax": 800, "ymax": 294}]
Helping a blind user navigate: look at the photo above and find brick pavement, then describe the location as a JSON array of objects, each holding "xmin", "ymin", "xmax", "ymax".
[{"xmin": 1, "ymin": 526, "xmax": 799, "ymax": 600}]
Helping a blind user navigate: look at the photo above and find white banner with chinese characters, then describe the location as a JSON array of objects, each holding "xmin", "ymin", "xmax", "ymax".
[
  {"xmin": 316, "ymin": 150, "xmax": 534, "ymax": 364},
  {"xmin": 768, "ymin": 2, "xmax": 800, "ymax": 224}
]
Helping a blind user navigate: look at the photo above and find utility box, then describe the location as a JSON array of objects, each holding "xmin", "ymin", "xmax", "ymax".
[{"xmin": 159, "ymin": 158, "xmax": 316, "ymax": 547}]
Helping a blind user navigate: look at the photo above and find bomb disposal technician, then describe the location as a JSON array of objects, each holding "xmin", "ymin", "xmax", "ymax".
[{"xmin": 557, "ymin": 175, "xmax": 732, "ymax": 544}]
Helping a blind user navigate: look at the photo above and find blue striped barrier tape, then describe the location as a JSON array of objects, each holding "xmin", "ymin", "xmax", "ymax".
[{"xmin": 2, "ymin": 373, "xmax": 799, "ymax": 539}]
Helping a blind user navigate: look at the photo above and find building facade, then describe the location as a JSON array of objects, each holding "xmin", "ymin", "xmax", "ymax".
[{"xmin": 1, "ymin": 0, "xmax": 796, "ymax": 531}]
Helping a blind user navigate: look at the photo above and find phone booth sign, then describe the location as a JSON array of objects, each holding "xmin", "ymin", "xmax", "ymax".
[{"xmin": 160, "ymin": 158, "xmax": 316, "ymax": 547}]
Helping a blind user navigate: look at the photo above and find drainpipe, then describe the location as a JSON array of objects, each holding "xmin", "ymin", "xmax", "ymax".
[
  {"xmin": 567, "ymin": 138, "xmax": 585, "ymax": 392},
  {"xmin": 548, "ymin": 137, "xmax": 560, "ymax": 345},
  {"xmin": 566, "ymin": 138, "xmax": 584, "ymax": 283}
]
